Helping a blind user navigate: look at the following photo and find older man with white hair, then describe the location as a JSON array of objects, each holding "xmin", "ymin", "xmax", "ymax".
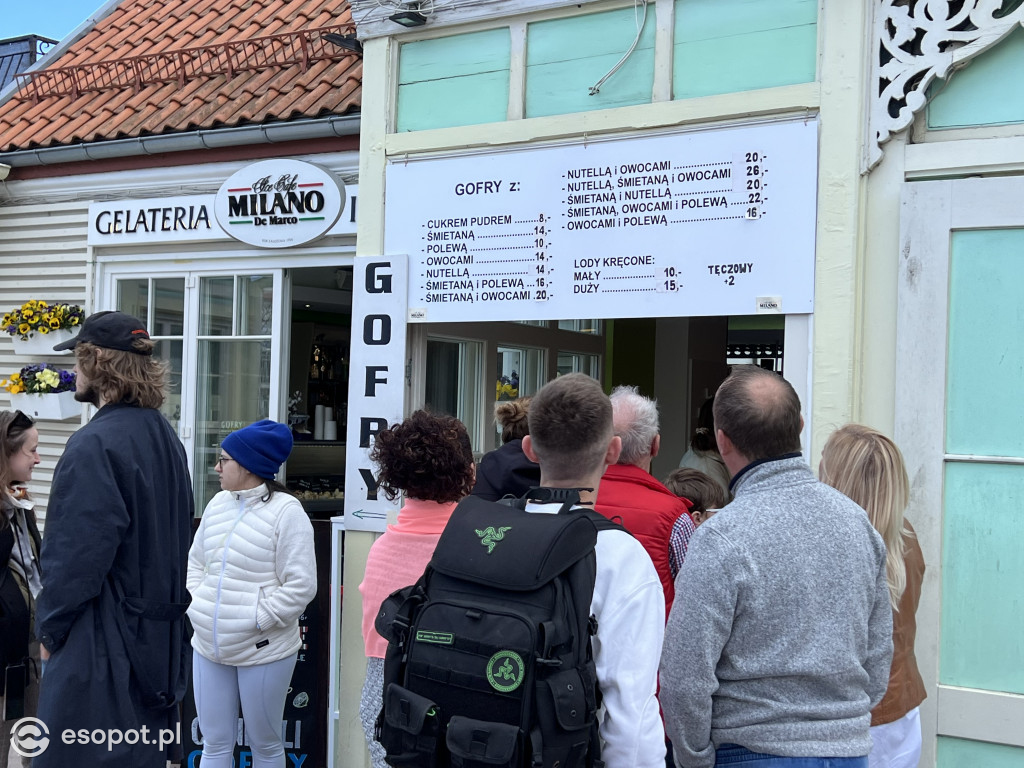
[{"xmin": 595, "ymin": 385, "xmax": 695, "ymax": 620}]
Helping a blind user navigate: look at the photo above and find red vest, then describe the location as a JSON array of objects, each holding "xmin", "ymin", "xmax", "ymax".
[{"xmin": 595, "ymin": 463, "xmax": 690, "ymax": 617}]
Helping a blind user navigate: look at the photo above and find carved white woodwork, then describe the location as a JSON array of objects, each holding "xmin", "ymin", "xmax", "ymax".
[{"xmin": 869, "ymin": 0, "xmax": 1024, "ymax": 171}]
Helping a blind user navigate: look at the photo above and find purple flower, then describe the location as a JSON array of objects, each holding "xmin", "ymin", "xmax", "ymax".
[{"xmin": 58, "ymin": 369, "xmax": 77, "ymax": 392}]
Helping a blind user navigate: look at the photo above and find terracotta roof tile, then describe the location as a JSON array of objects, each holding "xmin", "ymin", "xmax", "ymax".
[{"xmin": 0, "ymin": 0, "xmax": 361, "ymax": 153}]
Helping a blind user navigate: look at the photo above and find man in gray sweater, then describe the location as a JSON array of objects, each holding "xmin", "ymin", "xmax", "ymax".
[{"xmin": 660, "ymin": 366, "xmax": 892, "ymax": 768}]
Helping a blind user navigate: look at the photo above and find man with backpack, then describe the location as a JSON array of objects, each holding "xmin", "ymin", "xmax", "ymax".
[{"xmin": 374, "ymin": 373, "xmax": 666, "ymax": 768}]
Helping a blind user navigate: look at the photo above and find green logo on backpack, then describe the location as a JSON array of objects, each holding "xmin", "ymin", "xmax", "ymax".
[
  {"xmin": 486, "ymin": 650, "xmax": 525, "ymax": 692},
  {"xmin": 475, "ymin": 526, "xmax": 512, "ymax": 554}
]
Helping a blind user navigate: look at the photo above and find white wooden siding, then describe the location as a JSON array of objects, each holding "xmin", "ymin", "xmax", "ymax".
[{"xmin": 0, "ymin": 200, "xmax": 90, "ymax": 525}]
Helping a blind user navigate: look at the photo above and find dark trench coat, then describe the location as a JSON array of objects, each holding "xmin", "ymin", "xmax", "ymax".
[{"xmin": 34, "ymin": 402, "xmax": 193, "ymax": 768}]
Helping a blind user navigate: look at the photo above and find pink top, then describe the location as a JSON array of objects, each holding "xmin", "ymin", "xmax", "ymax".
[{"xmin": 359, "ymin": 498, "xmax": 457, "ymax": 658}]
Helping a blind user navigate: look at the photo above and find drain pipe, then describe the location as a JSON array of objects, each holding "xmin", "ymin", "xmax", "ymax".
[{"xmin": 0, "ymin": 114, "xmax": 361, "ymax": 167}]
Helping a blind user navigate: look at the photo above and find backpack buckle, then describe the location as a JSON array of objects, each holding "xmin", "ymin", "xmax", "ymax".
[{"xmin": 588, "ymin": 615, "xmax": 598, "ymax": 636}]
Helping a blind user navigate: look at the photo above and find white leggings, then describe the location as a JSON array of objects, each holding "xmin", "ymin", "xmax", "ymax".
[{"xmin": 193, "ymin": 650, "xmax": 297, "ymax": 768}]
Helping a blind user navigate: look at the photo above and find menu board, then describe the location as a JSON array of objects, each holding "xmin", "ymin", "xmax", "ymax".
[{"xmin": 385, "ymin": 119, "xmax": 818, "ymax": 322}]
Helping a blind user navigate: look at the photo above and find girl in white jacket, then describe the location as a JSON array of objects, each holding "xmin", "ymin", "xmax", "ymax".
[{"xmin": 186, "ymin": 420, "xmax": 316, "ymax": 768}]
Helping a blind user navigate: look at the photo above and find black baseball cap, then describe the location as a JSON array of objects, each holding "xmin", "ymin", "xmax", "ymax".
[{"xmin": 53, "ymin": 310, "xmax": 152, "ymax": 354}]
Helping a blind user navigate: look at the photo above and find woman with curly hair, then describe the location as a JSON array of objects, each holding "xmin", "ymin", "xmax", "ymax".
[{"xmin": 358, "ymin": 411, "xmax": 475, "ymax": 768}]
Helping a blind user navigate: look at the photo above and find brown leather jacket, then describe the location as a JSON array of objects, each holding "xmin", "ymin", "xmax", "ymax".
[{"xmin": 871, "ymin": 521, "xmax": 927, "ymax": 726}]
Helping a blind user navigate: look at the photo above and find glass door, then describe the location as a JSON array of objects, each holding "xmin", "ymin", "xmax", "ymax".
[
  {"xmin": 113, "ymin": 270, "xmax": 285, "ymax": 511},
  {"xmin": 117, "ymin": 277, "xmax": 186, "ymax": 432},
  {"xmin": 494, "ymin": 345, "xmax": 544, "ymax": 449},
  {"xmin": 425, "ymin": 337, "xmax": 484, "ymax": 451},
  {"xmin": 193, "ymin": 274, "xmax": 279, "ymax": 507}
]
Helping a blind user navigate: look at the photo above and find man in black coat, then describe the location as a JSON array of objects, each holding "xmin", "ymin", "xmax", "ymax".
[{"xmin": 34, "ymin": 311, "xmax": 193, "ymax": 768}]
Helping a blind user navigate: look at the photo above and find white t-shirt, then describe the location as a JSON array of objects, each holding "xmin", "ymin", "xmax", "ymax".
[{"xmin": 526, "ymin": 502, "xmax": 667, "ymax": 768}]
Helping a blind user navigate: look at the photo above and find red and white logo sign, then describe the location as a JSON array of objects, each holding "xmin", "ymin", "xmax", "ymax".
[{"xmin": 216, "ymin": 159, "xmax": 345, "ymax": 248}]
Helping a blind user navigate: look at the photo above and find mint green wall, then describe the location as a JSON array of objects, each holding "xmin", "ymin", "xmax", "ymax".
[
  {"xmin": 929, "ymin": 28, "xmax": 1024, "ymax": 129},
  {"xmin": 673, "ymin": 0, "xmax": 817, "ymax": 99},
  {"xmin": 525, "ymin": 8, "xmax": 656, "ymax": 118},
  {"xmin": 938, "ymin": 737, "xmax": 1024, "ymax": 768},
  {"xmin": 940, "ymin": 229, "xmax": 1024, "ymax": 697},
  {"xmin": 940, "ymin": 462, "xmax": 1024, "ymax": 694},
  {"xmin": 396, "ymin": 29, "xmax": 511, "ymax": 132},
  {"xmin": 946, "ymin": 230, "xmax": 1024, "ymax": 456},
  {"xmin": 393, "ymin": 1, "xmax": 819, "ymax": 130}
]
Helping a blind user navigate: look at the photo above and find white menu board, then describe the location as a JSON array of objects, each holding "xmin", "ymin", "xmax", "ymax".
[{"xmin": 385, "ymin": 119, "xmax": 818, "ymax": 322}]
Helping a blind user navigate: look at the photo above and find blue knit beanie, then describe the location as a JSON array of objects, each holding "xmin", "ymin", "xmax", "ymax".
[{"xmin": 221, "ymin": 419, "xmax": 293, "ymax": 479}]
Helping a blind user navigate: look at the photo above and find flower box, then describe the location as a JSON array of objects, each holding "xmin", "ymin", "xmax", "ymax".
[
  {"xmin": 10, "ymin": 390, "xmax": 81, "ymax": 421},
  {"xmin": 10, "ymin": 327, "xmax": 78, "ymax": 356}
]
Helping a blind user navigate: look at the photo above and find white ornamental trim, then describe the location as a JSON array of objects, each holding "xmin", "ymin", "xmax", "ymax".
[{"xmin": 868, "ymin": 0, "xmax": 1024, "ymax": 172}]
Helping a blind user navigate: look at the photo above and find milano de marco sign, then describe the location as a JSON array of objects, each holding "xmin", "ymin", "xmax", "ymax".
[{"xmin": 214, "ymin": 159, "xmax": 346, "ymax": 249}]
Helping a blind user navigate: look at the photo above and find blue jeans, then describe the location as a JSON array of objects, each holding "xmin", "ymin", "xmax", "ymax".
[{"xmin": 715, "ymin": 744, "xmax": 868, "ymax": 767}]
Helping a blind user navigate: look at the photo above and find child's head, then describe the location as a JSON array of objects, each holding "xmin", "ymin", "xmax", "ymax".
[{"xmin": 664, "ymin": 468, "xmax": 726, "ymax": 525}]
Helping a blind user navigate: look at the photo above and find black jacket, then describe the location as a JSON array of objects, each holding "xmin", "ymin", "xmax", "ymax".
[
  {"xmin": 0, "ymin": 505, "xmax": 41, "ymax": 666},
  {"xmin": 471, "ymin": 439, "xmax": 542, "ymax": 502},
  {"xmin": 35, "ymin": 403, "xmax": 194, "ymax": 768}
]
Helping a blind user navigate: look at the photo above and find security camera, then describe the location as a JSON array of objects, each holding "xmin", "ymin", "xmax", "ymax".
[{"xmin": 0, "ymin": 164, "xmax": 10, "ymax": 181}]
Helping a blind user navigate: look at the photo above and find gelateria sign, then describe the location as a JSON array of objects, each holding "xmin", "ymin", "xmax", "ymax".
[
  {"xmin": 215, "ymin": 159, "xmax": 345, "ymax": 248},
  {"xmin": 88, "ymin": 179, "xmax": 356, "ymax": 248}
]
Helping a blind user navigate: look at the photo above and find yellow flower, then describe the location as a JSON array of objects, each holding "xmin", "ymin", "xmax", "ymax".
[
  {"xmin": 69, "ymin": 316, "xmax": 80, "ymax": 325},
  {"xmin": 38, "ymin": 325, "xmax": 49, "ymax": 334},
  {"xmin": 48, "ymin": 317, "xmax": 61, "ymax": 329},
  {"xmin": 17, "ymin": 323, "xmax": 29, "ymax": 335},
  {"xmin": 36, "ymin": 368, "xmax": 59, "ymax": 389},
  {"xmin": 2, "ymin": 373, "xmax": 24, "ymax": 394}
]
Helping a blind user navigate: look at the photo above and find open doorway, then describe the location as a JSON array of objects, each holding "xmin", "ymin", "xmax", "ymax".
[
  {"xmin": 416, "ymin": 313, "xmax": 786, "ymax": 480},
  {"xmin": 285, "ymin": 265, "xmax": 353, "ymax": 520}
]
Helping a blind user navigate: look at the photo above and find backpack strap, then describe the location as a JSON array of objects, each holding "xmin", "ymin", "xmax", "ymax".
[{"xmin": 506, "ymin": 488, "xmax": 632, "ymax": 537}]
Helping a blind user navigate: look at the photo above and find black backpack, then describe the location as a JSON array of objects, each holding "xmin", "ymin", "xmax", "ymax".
[{"xmin": 374, "ymin": 489, "xmax": 622, "ymax": 768}]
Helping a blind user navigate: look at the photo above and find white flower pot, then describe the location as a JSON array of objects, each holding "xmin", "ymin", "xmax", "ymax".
[
  {"xmin": 10, "ymin": 390, "xmax": 81, "ymax": 421},
  {"xmin": 10, "ymin": 327, "xmax": 79, "ymax": 356}
]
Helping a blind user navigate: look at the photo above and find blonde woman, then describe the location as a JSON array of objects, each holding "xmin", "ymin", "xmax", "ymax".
[{"xmin": 820, "ymin": 425, "xmax": 926, "ymax": 768}]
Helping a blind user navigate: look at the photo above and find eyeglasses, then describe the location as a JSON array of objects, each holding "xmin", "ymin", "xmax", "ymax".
[
  {"xmin": 216, "ymin": 455, "xmax": 236, "ymax": 468},
  {"xmin": 4, "ymin": 410, "xmax": 33, "ymax": 437}
]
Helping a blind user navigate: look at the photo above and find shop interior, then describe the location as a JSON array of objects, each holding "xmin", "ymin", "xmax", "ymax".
[
  {"xmin": 286, "ymin": 266, "xmax": 353, "ymax": 519},
  {"xmin": 284, "ymin": 264, "xmax": 785, "ymax": 509}
]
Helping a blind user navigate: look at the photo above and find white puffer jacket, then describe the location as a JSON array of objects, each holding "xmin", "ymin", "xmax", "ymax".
[{"xmin": 187, "ymin": 485, "xmax": 316, "ymax": 666}]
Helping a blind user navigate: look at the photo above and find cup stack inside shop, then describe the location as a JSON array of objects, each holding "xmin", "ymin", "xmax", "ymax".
[{"xmin": 314, "ymin": 404, "xmax": 326, "ymax": 440}]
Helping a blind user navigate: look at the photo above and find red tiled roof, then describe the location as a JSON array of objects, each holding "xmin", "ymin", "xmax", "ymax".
[{"xmin": 0, "ymin": 0, "xmax": 361, "ymax": 153}]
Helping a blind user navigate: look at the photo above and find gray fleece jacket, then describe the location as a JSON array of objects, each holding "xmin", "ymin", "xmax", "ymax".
[{"xmin": 660, "ymin": 455, "xmax": 892, "ymax": 768}]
